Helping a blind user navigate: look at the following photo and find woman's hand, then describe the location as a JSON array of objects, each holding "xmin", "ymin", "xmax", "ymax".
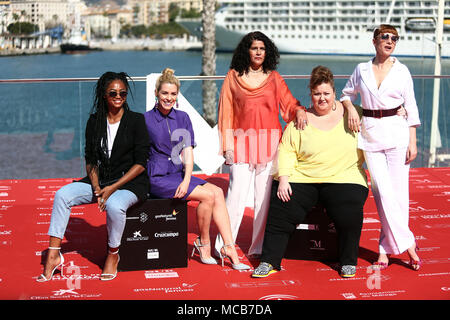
[
  {"xmin": 341, "ymin": 100, "xmax": 360, "ymax": 132},
  {"xmin": 277, "ymin": 176, "xmax": 292, "ymax": 202},
  {"xmin": 405, "ymin": 143, "xmax": 417, "ymax": 164},
  {"xmin": 397, "ymin": 105, "xmax": 407, "ymax": 118},
  {"xmin": 406, "ymin": 127, "xmax": 418, "ymax": 164},
  {"xmin": 295, "ymin": 108, "xmax": 308, "ymax": 130},
  {"xmin": 225, "ymin": 150, "xmax": 234, "ymax": 165},
  {"xmin": 174, "ymin": 179, "xmax": 189, "ymax": 199},
  {"xmin": 96, "ymin": 185, "xmax": 116, "ymax": 211},
  {"xmin": 347, "ymin": 105, "xmax": 361, "ymax": 132}
]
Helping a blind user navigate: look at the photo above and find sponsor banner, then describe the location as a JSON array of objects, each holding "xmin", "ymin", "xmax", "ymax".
[
  {"xmin": 134, "ymin": 283, "xmax": 197, "ymax": 294},
  {"xmin": 144, "ymin": 270, "xmax": 180, "ymax": 279},
  {"xmin": 226, "ymin": 280, "xmax": 300, "ymax": 289}
]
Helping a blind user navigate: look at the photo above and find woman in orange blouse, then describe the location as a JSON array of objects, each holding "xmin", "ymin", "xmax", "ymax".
[{"xmin": 214, "ymin": 31, "xmax": 307, "ymax": 258}]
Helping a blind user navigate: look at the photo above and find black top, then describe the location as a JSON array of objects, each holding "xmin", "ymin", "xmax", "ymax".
[{"xmin": 78, "ymin": 109, "xmax": 150, "ymax": 201}]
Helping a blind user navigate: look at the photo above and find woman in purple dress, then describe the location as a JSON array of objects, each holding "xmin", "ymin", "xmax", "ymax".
[{"xmin": 144, "ymin": 68, "xmax": 249, "ymax": 270}]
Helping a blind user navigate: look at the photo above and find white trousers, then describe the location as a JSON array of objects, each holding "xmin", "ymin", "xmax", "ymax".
[
  {"xmin": 214, "ymin": 162, "xmax": 273, "ymax": 256},
  {"xmin": 364, "ymin": 147, "xmax": 415, "ymax": 255}
]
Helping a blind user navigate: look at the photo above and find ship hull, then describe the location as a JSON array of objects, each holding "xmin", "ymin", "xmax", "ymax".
[
  {"xmin": 60, "ymin": 43, "xmax": 100, "ymax": 54},
  {"xmin": 179, "ymin": 19, "xmax": 449, "ymax": 58}
]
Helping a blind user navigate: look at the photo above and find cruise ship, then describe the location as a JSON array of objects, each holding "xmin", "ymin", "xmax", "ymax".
[{"xmin": 179, "ymin": 0, "xmax": 450, "ymax": 58}]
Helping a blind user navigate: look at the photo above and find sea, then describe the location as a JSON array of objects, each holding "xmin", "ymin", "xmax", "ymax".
[{"xmin": 0, "ymin": 50, "xmax": 449, "ymax": 179}]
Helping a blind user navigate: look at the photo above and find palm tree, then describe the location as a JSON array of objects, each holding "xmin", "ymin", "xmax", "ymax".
[{"xmin": 201, "ymin": 0, "xmax": 217, "ymax": 126}]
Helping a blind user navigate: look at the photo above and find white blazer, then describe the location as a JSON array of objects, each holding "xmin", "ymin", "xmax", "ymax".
[{"xmin": 340, "ymin": 57, "xmax": 421, "ymax": 152}]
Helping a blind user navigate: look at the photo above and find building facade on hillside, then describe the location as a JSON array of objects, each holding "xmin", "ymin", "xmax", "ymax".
[
  {"xmin": 126, "ymin": 0, "xmax": 167, "ymax": 26},
  {"xmin": 84, "ymin": 6, "xmax": 132, "ymax": 38},
  {"xmin": 126, "ymin": 0, "xmax": 202, "ymax": 26},
  {"xmin": 172, "ymin": 0, "xmax": 202, "ymax": 13},
  {"xmin": 8, "ymin": 0, "xmax": 86, "ymax": 30},
  {"xmin": 0, "ymin": 1, "xmax": 12, "ymax": 34}
]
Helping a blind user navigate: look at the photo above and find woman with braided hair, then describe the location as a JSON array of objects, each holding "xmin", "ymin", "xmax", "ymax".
[{"xmin": 37, "ymin": 71, "xmax": 150, "ymax": 282}]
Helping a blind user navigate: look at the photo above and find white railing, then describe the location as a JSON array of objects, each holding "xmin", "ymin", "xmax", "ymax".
[{"xmin": 0, "ymin": 74, "xmax": 448, "ymax": 180}]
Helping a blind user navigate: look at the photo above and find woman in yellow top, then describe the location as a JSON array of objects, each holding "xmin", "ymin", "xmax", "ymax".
[{"xmin": 252, "ymin": 66, "xmax": 369, "ymax": 278}]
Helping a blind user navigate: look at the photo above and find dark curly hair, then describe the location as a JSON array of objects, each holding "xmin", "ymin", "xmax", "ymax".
[
  {"xmin": 88, "ymin": 71, "xmax": 133, "ymax": 180},
  {"xmin": 230, "ymin": 31, "xmax": 280, "ymax": 76}
]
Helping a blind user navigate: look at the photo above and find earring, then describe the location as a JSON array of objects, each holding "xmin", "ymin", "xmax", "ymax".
[
  {"xmin": 176, "ymin": 99, "xmax": 179, "ymax": 108},
  {"xmin": 332, "ymin": 101, "xmax": 337, "ymax": 111},
  {"xmin": 154, "ymin": 97, "xmax": 159, "ymax": 109}
]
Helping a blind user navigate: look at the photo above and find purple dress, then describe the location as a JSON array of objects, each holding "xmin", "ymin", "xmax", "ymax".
[{"xmin": 144, "ymin": 107, "xmax": 206, "ymax": 199}]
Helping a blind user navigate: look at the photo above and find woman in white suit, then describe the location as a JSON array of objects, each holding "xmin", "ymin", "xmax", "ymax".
[{"xmin": 341, "ymin": 24, "xmax": 422, "ymax": 270}]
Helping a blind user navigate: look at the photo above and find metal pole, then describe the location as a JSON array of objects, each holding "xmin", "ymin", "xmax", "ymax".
[{"xmin": 428, "ymin": 0, "xmax": 444, "ymax": 167}]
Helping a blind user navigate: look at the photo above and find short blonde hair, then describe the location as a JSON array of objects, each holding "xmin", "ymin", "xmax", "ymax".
[{"xmin": 155, "ymin": 68, "xmax": 180, "ymax": 92}]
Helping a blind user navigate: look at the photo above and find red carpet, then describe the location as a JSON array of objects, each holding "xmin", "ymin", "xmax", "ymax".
[{"xmin": 0, "ymin": 168, "xmax": 449, "ymax": 301}]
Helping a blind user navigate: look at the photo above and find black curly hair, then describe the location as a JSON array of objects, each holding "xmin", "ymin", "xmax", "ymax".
[
  {"xmin": 88, "ymin": 71, "xmax": 133, "ymax": 180},
  {"xmin": 230, "ymin": 31, "xmax": 280, "ymax": 76}
]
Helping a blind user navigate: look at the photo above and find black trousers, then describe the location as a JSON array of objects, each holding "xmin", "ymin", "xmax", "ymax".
[{"xmin": 260, "ymin": 181, "xmax": 368, "ymax": 269}]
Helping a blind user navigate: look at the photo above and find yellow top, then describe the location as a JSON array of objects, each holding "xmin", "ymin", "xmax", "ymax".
[{"xmin": 275, "ymin": 110, "xmax": 367, "ymax": 188}]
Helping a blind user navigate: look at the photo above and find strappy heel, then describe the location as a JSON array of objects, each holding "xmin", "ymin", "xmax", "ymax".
[
  {"xmin": 191, "ymin": 237, "xmax": 217, "ymax": 265},
  {"xmin": 408, "ymin": 242, "xmax": 422, "ymax": 271},
  {"xmin": 100, "ymin": 250, "xmax": 120, "ymax": 281},
  {"xmin": 219, "ymin": 244, "xmax": 250, "ymax": 270},
  {"xmin": 36, "ymin": 247, "xmax": 64, "ymax": 282},
  {"xmin": 371, "ymin": 261, "xmax": 389, "ymax": 270}
]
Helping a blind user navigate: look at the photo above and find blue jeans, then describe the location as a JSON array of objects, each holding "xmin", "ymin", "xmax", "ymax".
[{"xmin": 48, "ymin": 182, "xmax": 138, "ymax": 248}]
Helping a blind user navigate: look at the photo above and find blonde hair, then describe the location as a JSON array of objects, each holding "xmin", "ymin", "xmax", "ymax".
[{"xmin": 155, "ymin": 68, "xmax": 180, "ymax": 92}]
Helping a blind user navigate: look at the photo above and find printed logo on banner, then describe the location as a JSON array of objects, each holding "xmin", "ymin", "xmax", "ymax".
[
  {"xmin": 225, "ymin": 279, "xmax": 299, "ymax": 289},
  {"xmin": 424, "ymin": 223, "xmax": 450, "ymax": 229},
  {"xmin": 416, "ymin": 184, "xmax": 450, "ymax": 190},
  {"xmin": 144, "ymin": 270, "xmax": 180, "ymax": 279},
  {"xmin": 421, "ymin": 213, "xmax": 450, "ymax": 219},
  {"xmin": 139, "ymin": 213, "xmax": 148, "ymax": 223},
  {"xmin": 126, "ymin": 212, "xmax": 150, "ymax": 223},
  {"xmin": 412, "ymin": 179, "xmax": 439, "ymax": 184},
  {"xmin": 30, "ymin": 261, "xmax": 102, "ymax": 300},
  {"xmin": 52, "ymin": 289, "xmax": 79, "ymax": 296},
  {"xmin": 258, "ymin": 294, "xmax": 299, "ymax": 300},
  {"xmin": 341, "ymin": 293, "xmax": 357, "ymax": 299},
  {"xmin": 126, "ymin": 230, "xmax": 149, "ymax": 241},
  {"xmin": 154, "ymin": 209, "xmax": 179, "ymax": 222},
  {"xmin": 147, "ymin": 249, "xmax": 159, "ymax": 260},
  {"xmin": 410, "ymin": 206, "xmax": 438, "ymax": 212},
  {"xmin": 0, "ymin": 199, "xmax": 15, "ymax": 203},
  {"xmin": 359, "ymin": 290, "xmax": 406, "ymax": 298},
  {"xmin": 310, "ymin": 239, "xmax": 325, "ymax": 251},
  {"xmin": 154, "ymin": 231, "xmax": 179, "ymax": 238},
  {"xmin": 134, "ymin": 283, "xmax": 197, "ymax": 294},
  {"xmin": 30, "ymin": 290, "xmax": 103, "ymax": 300},
  {"xmin": 432, "ymin": 191, "xmax": 450, "ymax": 197},
  {"xmin": 0, "ymin": 240, "xmax": 12, "ymax": 246},
  {"xmin": 363, "ymin": 217, "xmax": 380, "ymax": 223}
]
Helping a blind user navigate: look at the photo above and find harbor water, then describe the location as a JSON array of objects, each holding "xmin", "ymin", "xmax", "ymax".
[{"xmin": 0, "ymin": 50, "xmax": 449, "ymax": 179}]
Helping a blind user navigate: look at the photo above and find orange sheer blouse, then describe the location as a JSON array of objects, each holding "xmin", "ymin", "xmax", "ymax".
[{"xmin": 218, "ymin": 69, "xmax": 303, "ymax": 165}]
